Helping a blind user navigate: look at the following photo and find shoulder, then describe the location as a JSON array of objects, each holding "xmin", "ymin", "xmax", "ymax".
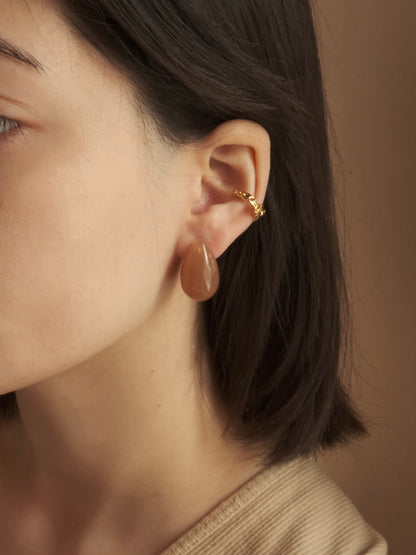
[
  {"xmin": 267, "ymin": 456, "xmax": 388, "ymax": 554},
  {"xmin": 162, "ymin": 456, "xmax": 388, "ymax": 554}
]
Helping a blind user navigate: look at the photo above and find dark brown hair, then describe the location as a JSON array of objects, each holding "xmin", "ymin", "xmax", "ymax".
[{"xmin": 0, "ymin": 0, "xmax": 367, "ymax": 467}]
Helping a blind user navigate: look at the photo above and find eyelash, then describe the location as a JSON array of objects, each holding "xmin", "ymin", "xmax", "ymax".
[{"xmin": 0, "ymin": 116, "xmax": 26, "ymax": 143}]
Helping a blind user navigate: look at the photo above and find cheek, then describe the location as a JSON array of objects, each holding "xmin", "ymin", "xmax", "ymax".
[{"xmin": 0, "ymin": 136, "xmax": 161, "ymax": 394}]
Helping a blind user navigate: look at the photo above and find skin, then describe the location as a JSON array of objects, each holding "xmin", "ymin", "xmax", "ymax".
[{"xmin": 0, "ymin": 1, "xmax": 271, "ymax": 553}]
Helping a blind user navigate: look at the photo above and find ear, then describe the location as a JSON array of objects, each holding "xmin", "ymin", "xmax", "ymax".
[{"xmin": 176, "ymin": 119, "xmax": 271, "ymax": 259}]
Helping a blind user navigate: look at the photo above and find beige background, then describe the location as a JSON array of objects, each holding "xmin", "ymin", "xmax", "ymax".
[{"xmin": 313, "ymin": 2, "xmax": 416, "ymax": 554}]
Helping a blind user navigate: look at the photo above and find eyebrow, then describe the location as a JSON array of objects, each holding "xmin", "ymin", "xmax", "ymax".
[{"xmin": 0, "ymin": 36, "xmax": 48, "ymax": 74}]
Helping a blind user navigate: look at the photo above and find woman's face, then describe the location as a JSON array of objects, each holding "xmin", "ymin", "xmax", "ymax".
[{"xmin": 0, "ymin": 0, "xmax": 189, "ymax": 394}]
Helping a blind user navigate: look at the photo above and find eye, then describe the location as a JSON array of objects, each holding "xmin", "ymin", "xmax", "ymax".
[{"xmin": 0, "ymin": 116, "xmax": 25, "ymax": 143}]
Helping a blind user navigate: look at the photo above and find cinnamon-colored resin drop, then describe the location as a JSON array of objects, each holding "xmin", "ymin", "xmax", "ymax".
[{"xmin": 180, "ymin": 240, "xmax": 219, "ymax": 301}]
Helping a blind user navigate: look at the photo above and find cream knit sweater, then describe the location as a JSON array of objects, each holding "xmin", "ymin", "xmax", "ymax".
[{"xmin": 161, "ymin": 456, "xmax": 387, "ymax": 554}]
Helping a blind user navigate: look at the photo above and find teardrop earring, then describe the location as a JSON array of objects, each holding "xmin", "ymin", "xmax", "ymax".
[{"xmin": 180, "ymin": 239, "xmax": 219, "ymax": 301}]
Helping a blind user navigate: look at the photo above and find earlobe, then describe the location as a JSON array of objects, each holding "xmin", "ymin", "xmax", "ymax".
[
  {"xmin": 179, "ymin": 188, "xmax": 266, "ymax": 302},
  {"xmin": 177, "ymin": 189, "xmax": 266, "ymax": 301}
]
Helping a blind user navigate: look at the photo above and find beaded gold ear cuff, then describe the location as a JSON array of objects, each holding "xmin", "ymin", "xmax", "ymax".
[{"xmin": 232, "ymin": 189, "xmax": 266, "ymax": 221}]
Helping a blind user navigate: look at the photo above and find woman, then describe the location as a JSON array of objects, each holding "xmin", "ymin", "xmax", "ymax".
[{"xmin": 0, "ymin": 1, "xmax": 387, "ymax": 553}]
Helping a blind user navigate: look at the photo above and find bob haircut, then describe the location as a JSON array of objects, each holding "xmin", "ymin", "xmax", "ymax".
[{"xmin": 0, "ymin": 0, "xmax": 367, "ymax": 468}]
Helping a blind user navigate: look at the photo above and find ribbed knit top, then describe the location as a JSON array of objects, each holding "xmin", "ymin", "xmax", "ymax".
[{"xmin": 161, "ymin": 456, "xmax": 387, "ymax": 554}]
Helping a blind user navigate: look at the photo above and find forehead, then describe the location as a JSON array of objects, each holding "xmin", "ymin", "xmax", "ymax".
[
  {"xmin": 0, "ymin": 0, "xmax": 134, "ymax": 116},
  {"xmin": 0, "ymin": 0, "xmax": 68, "ymax": 78},
  {"xmin": 0, "ymin": 0, "xmax": 123, "ymax": 85}
]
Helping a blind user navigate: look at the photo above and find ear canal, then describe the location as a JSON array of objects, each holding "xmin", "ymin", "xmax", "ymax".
[{"xmin": 180, "ymin": 240, "xmax": 220, "ymax": 301}]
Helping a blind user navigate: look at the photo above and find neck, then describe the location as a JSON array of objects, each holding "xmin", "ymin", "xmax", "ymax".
[{"xmin": 0, "ymin": 294, "xmax": 264, "ymax": 552}]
